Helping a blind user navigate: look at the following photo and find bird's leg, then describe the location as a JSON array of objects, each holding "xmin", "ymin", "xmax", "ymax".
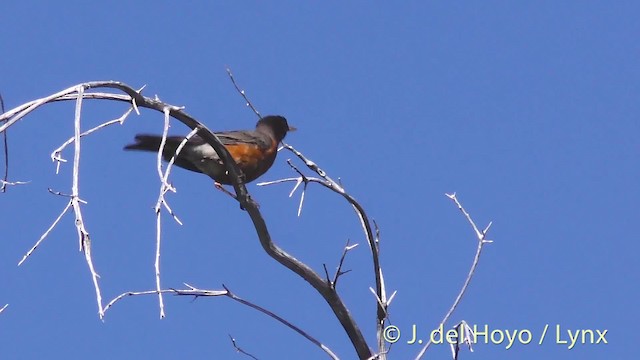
[
  {"xmin": 214, "ymin": 182, "xmax": 249, "ymax": 210},
  {"xmin": 214, "ymin": 182, "xmax": 237, "ymax": 200}
]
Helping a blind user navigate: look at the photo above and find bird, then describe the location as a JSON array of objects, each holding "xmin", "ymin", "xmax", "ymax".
[{"xmin": 124, "ymin": 115, "xmax": 294, "ymax": 185}]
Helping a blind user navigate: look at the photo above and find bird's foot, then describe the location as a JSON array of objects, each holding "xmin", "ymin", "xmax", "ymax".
[
  {"xmin": 214, "ymin": 182, "xmax": 236, "ymax": 199},
  {"xmin": 214, "ymin": 182, "xmax": 250, "ymax": 210}
]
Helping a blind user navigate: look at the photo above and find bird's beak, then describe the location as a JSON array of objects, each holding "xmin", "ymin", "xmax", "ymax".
[{"xmin": 288, "ymin": 125, "xmax": 297, "ymax": 132}]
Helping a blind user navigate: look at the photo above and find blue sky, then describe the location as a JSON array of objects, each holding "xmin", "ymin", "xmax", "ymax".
[{"xmin": 1, "ymin": 2, "xmax": 637, "ymax": 359}]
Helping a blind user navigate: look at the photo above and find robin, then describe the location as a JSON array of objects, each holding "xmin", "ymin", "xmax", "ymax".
[{"xmin": 124, "ymin": 115, "xmax": 294, "ymax": 185}]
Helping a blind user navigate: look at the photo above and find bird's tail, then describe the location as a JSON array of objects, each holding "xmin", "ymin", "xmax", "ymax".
[
  {"xmin": 124, "ymin": 134, "xmax": 181, "ymax": 154},
  {"xmin": 124, "ymin": 134, "xmax": 205, "ymax": 174}
]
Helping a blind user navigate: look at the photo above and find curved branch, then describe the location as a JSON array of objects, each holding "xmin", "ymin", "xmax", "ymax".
[
  {"xmin": 240, "ymin": 199, "xmax": 372, "ymax": 359},
  {"xmin": 262, "ymin": 143, "xmax": 389, "ymax": 355},
  {"xmin": 1, "ymin": 93, "xmax": 9, "ymax": 193},
  {"xmin": 414, "ymin": 193, "xmax": 492, "ymax": 360},
  {"xmin": 0, "ymin": 81, "xmax": 373, "ymax": 359},
  {"xmin": 104, "ymin": 285, "xmax": 340, "ymax": 360},
  {"xmin": 280, "ymin": 145, "xmax": 387, "ymax": 320}
]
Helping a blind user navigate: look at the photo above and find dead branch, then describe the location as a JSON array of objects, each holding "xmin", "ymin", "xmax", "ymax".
[
  {"xmin": 226, "ymin": 68, "xmax": 261, "ymax": 118},
  {"xmin": 1, "ymin": 93, "xmax": 8, "ymax": 192},
  {"xmin": 259, "ymin": 143, "xmax": 388, "ymax": 355},
  {"xmin": 104, "ymin": 284, "xmax": 339, "ymax": 359},
  {"xmin": 229, "ymin": 335, "xmax": 260, "ymax": 360},
  {"xmin": 1, "ymin": 81, "xmax": 372, "ymax": 359},
  {"xmin": 414, "ymin": 193, "xmax": 492, "ymax": 359}
]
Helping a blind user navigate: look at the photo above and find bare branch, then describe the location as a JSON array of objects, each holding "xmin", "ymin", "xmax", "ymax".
[
  {"xmin": 0, "ymin": 85, "xmax": 86, "ymax": 133},
  {"xmin": 257, "ymin": 177, "xmax": 304, "ymax": 187},
  {"xmin": 277, "ymin": 143, "xmax": 387, "ymax": 352},
  {"xmin": 1, "ymin": 93, "xmax": 8, "ymax": 193},
  {"xmin": 229, "ymin": 335, "xmax": 259, "ymax": 360},
  {"xmin": 322, "ymin": 264, "xmax": 331, "ymax": 283},
  {"xmin": 220, "ymin": 285, "xmax": 340, "ymax": 360},
  {"xmin": 102, "ymin": 289, "xmax": 192, "ymax": 313},
  {"xmin": 226, "ymin": 67, "xmax": 261, "ymax": 118},
  {"xmin": 18, "ymin": 200, "xmax": 73, "ymax": 266},
  {"xmin": 284, "ymin": 159, "xmax": 310, "ymax": 217},
  {"xmin": 153, "ymin": 209, "xmax": 166, "ymax": 318},
  {"xmin": 0, "ymin": 95, "xmax": 32, "ymax": 190},
  {"xmin": 150, "ymin": 108, "xmax": 200, "ymax": 318},
  {"xmin": 159, "ymin": 193, "xmax": 183, "ymax": 226},
  {"xmin": 1, "ymin": 81, "xmax": 371, "ymax": 358},
  {"xmin": 104, "ymin": 284, "xmax": 339, "ymax": 359},
  {"xmin": 386, "ymin": 290, "xmax": 397, "ymax": 307},
  {"xmin": 332, "ymin": 239, "xmax": 357, "ymax": 288},
  {"xmin": 448, "ymin": 320, "xmax": 474, "ymax": 359},
  {"xmin": 214, "ymin": 182, "xmax": 240, "ymax": 201},
  {"xmin": 373, "ymin": 219, "xmax": 380, "ymax": 244},
  {"xmin": 66, "ymin": 85, "xmax": 105, "ymax": 319},
  {"xmin": 51, "ymin": 107, "xmax": 132, "ymax": 173},
  {"xmin": 47, "ymin": 188, "xmax": 87, "ymax": 203},
  {"xmin": 155, "ymin": 126, "xmax": 201, "ymax": 226},
  {"xmin": 414, "ymin": 193, "xmax": 492, "ymax": 359},
  {"xmin": 151, "ymin": 108, "xmax": 173, "ymax": 319},
  {"xmin": 288, "ymin": 177, "xmax": 304, "ymax": 198},
  {"xmin": 259, "ymin": 147, "xmax": 386, "ymax": 357},
  {"xmin": 0, "ymin": 179, "xmax": 29, "ymax": 187},
  {"xmin": 221, "ymin": 73, "xmax": 371, "ymax": 357},
  {"xmin": 281, "ymin": 142, "xmax": 384, "ymax": 307},
  {"xmin": 446, "ymin": 192, "xmax": 493, "ymax": 243},
  {"xmin": 244, "ymin": 180, "xmax": 371, "ymax": 359}
]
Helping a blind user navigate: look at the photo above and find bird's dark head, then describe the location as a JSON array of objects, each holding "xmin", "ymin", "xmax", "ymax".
[{"xmin": 256, "ymin": 115, "xmax": 295, "ymax": 143}]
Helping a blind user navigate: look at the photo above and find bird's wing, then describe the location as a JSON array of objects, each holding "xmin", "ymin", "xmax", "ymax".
[{"xmin": 215, "ymin": 130, "xmax": 273, "ymax": 149}]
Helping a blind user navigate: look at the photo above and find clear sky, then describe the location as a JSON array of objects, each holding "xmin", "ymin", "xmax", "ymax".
[{"xmin": 1, "ymin": 2, "xmax": 637, "ymax": 359}]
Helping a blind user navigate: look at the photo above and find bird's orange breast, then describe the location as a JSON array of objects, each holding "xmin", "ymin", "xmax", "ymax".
[
  {"xmin": 223, "ymin": 142, "xmax": 278, "ymax": 182},
  {"xmin": 224, "ymin": 143, "xmax": 272, "ymax": 165}
]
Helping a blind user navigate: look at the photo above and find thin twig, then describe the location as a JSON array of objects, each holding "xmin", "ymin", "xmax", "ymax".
[
  {"xmin": 18, "ymin": 201, "xmax": 73, "ymax": 266},
  {"xmin": 332, "ymin": 239, "xmax": 357, "ymax": 288},
  {"xmin": 285, "ymin": 159, "xmax": 310, "ymax": 216},
  {"xmin": 446, "ymin": 192, "xmax": 493, "ymax": 242},
  {"xmin": 103, "ymin": 289, "xmax": 194, "ymax": 313},
  {"xmin": 449, "ymin": 320, "xmax": 474, "ymax": 359},
  {"xmin": 256, "ymin": 177, "xmax": 303, "ymax": 186},
  {"xmin": 322, "ymin": 264, "xmax": 331, "ymax": 283},
  {"xmin": 159, "ymin": 190, "xmax": 183, "ymax": 226},
  {"xmin": 103, "ymin": 284, "xmax": 339, "ymax": 359},
  {"xmin": 47, "ymin": 188, "xmax": 86, "ymax": 202},
  {"xmin": 373, "ymin": 219, "xmax": 380, "ymax": 244},
  {"xmin": 51, "ymin": 107, "xmax": 132, "ymax": 173},
  {"xmin": 0, "ymin": 304, "xmax": 8, "ymax": 314},
  {"xmin": 214, "ymin": 182, "xmax": 239, "ymax": 200},
  {"xmin": 414, "ymin": 193, "xmax": 492, "ymax": 359},
  {"xmin": 229, "ymin": 335, "xmax": 260, "ymax": 360},
  {"xmin": 158, "ymin": 125, "xmax": 202, "ymax": 226},
  {"xmin": 1, "ymin": 179, "xmax": 29, "ymax": 187},
  {"xmin": 221, "ymin": 284, "xmax": 340, "ymax": 360},
  {"xmin": 226, "ymin": 68, "xmax": 261, "ymax": 118},
  {"xmin": 1, "ymin": 93, "xmax": 8, "ymax": 193}
]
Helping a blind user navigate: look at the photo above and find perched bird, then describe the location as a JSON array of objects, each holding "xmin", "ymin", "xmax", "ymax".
[{"xmin": 124, "ymin": 115, "xmax": 294, "ymax": 185}]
